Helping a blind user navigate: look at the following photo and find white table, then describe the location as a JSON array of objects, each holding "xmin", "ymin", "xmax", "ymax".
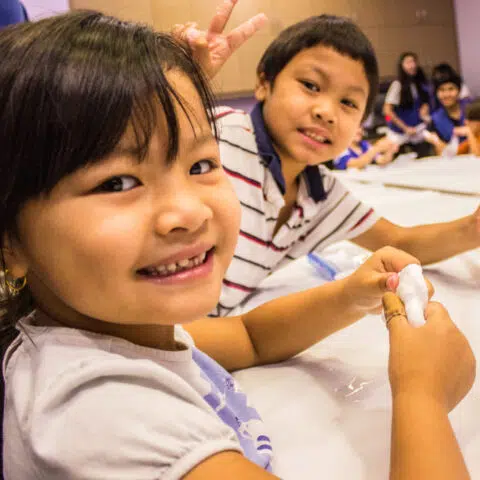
[
  {"xmin": 335, "ymin": 154, "xmax": 480, "ymax": 197},
  {"xmin": 232, "ymin": 177, "xmax": 480, "ymax": 479}
]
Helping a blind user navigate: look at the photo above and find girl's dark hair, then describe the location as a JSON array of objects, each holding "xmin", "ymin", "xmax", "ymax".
[
  {"xmin": 0, "ymin": 10, "xmax": 218, "ymax": 328},
  {"xmin": 397, "ymin": 51, "xmax": 429, "ymax": 108},
  {"xmin": 0, "ymin": 12, "xmax": 218, "ymax": 470},
  {"xmin": 256, "ymin": 15, "xmax": 379, "ymax": 120}
]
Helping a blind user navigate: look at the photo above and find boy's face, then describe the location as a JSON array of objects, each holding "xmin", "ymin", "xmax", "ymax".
[
  {"xmin": 437, "ymin": 82, "xmax": 460, "ymax": 109},
  {"xmin": 255, "ymin": 46, "xmax": 369, "ymax": 169}
]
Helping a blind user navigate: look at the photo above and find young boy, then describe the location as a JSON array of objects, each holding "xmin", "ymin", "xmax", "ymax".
[
  {"xmin": 334, "ymin": 127, "xmax": 398, "ymax": 170},
  {"xmin": 423, "ymin": 71, "xmax": 469, "ymax": 155},
  {"xmin": 177, "ymin": 2, "xmax": 480, "ymax": 316}
]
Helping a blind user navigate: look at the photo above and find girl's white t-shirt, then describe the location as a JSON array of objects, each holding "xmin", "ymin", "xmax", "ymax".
[{"xmin": 3, "ymin": 311, "xmax": 273, "ymax": 479}]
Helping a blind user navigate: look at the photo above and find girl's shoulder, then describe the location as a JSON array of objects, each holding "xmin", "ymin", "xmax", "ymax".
[{"xmin": 4, "ymin": 315, "xmax": 244, "ymax": 479}]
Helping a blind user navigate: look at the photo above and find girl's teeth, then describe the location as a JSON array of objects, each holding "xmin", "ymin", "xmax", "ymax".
[
  {"xmin": 144, "ymin": 250, "xmax": 210, "ymax": 276},
  {"xmin": 166, "ymin": 263, "xmax": 177, "ymax": 273}
]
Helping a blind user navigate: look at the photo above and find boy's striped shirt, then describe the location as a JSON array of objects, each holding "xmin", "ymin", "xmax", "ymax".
[{"xmin": 211, "ymin": 105, "xmax": 378, "ymax": 317}]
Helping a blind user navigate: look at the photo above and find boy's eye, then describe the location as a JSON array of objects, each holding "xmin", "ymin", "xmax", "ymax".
[
  {"xmin": 190, "ymin": 159, "xmax": 217, "ymax": 175},
  {"xmin": 94, "ymin": 175, "xmax": 141, "ymax": 193},
  {"xmin": 300, "ymin": 80, "xmax": 320, "ymax": 92},
  {"xmin": 341, "ymin": 99, "xmax": 359, "ymax": 109}
]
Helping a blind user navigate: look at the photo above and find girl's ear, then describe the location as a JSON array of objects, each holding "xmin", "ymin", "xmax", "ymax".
[
  {"xmin": 2, "ymin": 233, "xmax": 29, "ymax": 279},
  {"xmin": 254, "ymin": 72, "xmax": 271, "ymax": 102}
]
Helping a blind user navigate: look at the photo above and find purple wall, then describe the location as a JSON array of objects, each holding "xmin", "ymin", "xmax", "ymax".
[
  {"xmin": 454, "ymin": 0, "xmax": 480, "ymax": 97},
  {"xmin": 22, "ymin": 0, "xmax": 69, "ymax": 19}
]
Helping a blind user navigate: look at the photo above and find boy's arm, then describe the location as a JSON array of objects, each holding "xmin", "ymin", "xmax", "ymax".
[
  {"xmin": 185, "ymin": 247, "xmax": 425, "ymax": 371},
  {"xmin": 352, "ymin": 214, "xmax": 480, "ymax": 265}
]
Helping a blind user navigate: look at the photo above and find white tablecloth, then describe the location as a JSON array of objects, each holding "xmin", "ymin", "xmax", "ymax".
[
  {"xmin": 231, "ymin": 178, "xmax": 480, "ymax": 479},
  {"xmin": 335, "ymin": 154, "xmax": 480, "ymax": 196}
]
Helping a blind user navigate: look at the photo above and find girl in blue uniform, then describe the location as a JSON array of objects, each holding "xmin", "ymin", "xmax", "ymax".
[{"xmin": 383, "ymin": 52, "xmax": 432, "ymax": 157}]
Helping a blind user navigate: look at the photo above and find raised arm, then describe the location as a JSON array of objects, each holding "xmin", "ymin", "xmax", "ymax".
[{"xmin": 172, "ymin": 0, "xmax": 267, "ymax": 79}]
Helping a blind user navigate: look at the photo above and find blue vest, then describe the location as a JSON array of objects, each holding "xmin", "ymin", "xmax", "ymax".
[{"xmin": 431, "ymin": 101, "xmax": 467, "ymax": 143}]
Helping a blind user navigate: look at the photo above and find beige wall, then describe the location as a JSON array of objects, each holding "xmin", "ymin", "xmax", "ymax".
[{"xmin": 70, "ymin": 0, "xmax": 459, "ymax": 95}]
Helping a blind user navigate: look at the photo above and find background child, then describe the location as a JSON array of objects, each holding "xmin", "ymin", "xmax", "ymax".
[
  {"xmin": 431, "ymin": 63, "xmax": 472, "ymax": 110},
  {"xmin": 425, "ymin": 98, "xmax": 480, "ymax": 157},
  {"xmin": 423, "ymin": 69, "xmax": 468, "ymax": 155},
  {"xmin": 383, "ymin": 52, "xmax": 432, "ymax": 157},
  {"xmin": 0, "ymin": 10, "xmax": 474, "ymax": 480},
  {"xmin": 178, "ymin": 7, "xmax": 480, "ymax": 319},
  {"xmin": 457, "ymin": 99, "xmax": 480, "ymax": 156},
  {"xmin": 334, "ymin": 127, "xmax": 398, "ymax": 170}
]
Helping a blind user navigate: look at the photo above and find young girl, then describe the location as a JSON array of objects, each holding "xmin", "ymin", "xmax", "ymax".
[
  {"xmin": 383, "ymin": 52, "xmax": 432, "ymax": 157},
  {"xmin": 334, "ymin": 127, "xmax": 398, "ymax": 170},
  {"xmin": 0, "ymin": 10, "xmax": 474, "ymax": 480}
]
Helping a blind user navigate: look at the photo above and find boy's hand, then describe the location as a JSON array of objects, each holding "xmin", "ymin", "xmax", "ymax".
[
  {"xmin": 453, "ymin": 125, "xmax": 471, "ymax": 137},
  {"xmin": 171, "ymin": 0, "xmax": 267, "ymax": 79},
  {"xmin": 342, "ymin": 247, "xmax": 433, "ymax": 314},
  {"xmin": 384, "ymin": 293, "xmax": 475, "ymax": 412}
]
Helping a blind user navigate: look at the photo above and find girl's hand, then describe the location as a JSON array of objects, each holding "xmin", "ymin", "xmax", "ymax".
[
  {"xmin": 171, "ymin": 0, "xmax": 267, "ymax": 79},
  {"xmin": 405, "ymin": 126, "xmax": 418, "ymax": 136},
  {"xmin": 342, "ymin": 247, "xmax": 433, "ymax": 314},
  {"xmin": 384, "ymin": 293, "xmax": 476, "ymax": 412}
]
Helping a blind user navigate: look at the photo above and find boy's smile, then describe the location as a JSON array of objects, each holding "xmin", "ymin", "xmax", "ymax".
[
  {"xmin": 255, "ymin": 45, "xmax": 369, "ymax": 179},
  {"xmin": 437, "ymin": 83, "xmax": 460, "ymax": 110}
]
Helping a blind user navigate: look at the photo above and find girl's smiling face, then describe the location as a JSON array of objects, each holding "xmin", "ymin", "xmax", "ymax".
[
  {"xmin": 402, "ymin": 55, "xmax": 418, "ymax": 77},
  {"xmin": 7, "ymin": 72, "xmax": 241, "ymax": 328}
]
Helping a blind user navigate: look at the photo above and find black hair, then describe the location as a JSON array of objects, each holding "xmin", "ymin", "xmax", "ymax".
[
  {"xmin": 0, "ymin": 13, "xmax": 218, "ymax": 459},
  {"xmin": 256, "ymin": 15, "xmax": 379, "ymax": 119},
  {"xmin": 0, "ymin": 10, "xmax": 218, "ymax": 326},
  {"xmin": 466, "ymin": 99, "xmax": 480, "ymax": 121},
  {"xmin": 431, "ymin": 63, "xmax": 458, "ymax": 82},
  {"xmin": 397, "ymin": 52, "xmax": 429, "ymax": 108},
  {"xmin": 431, "ymin": 62, "xmax": 462, "ymax": 93},
  {"xmin": 432, "ymin": 71, "xmax": 462, "ymax": 93}
]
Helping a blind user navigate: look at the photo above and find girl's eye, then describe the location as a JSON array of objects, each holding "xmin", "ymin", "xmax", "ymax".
[
  {"xmin": 190, "ymin": 159, "xmax": 217, "ymax": 175},
  {"xmin": 300, "ymin": 80, "xmax": 320, "ymax": 92},
  {"xmin": 341, "ymin": 99, "xmax": 358, "ymax": 109},
  {"xmin": 94, "ymin": 175, "xmax": 141, "ymax": 193}
]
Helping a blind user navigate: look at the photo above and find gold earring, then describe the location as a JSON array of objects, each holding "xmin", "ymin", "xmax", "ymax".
[{"xmin": 4, "ymin": 270, "xmax": 27, "ymax": 294}]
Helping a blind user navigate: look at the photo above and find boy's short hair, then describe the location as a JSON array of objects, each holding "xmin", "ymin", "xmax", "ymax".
[
  {"xmin": 466, "ymin": 99, "xmax": 480, "ymax": 121},
  {"xmin": 433, "ymin": 71, "xmax": 462, "ymax": 93},
  {"xmin": 256, "ymin": 15, "xmax": 379, "ymax": 118}
]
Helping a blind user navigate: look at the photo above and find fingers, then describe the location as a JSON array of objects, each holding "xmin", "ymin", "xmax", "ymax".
[
  {"xmin": 226, "ymin": 13, "xmax": 268, "ymax": 52},
  {"xmin": 425, "ymin": 277, "xmax": 434, "ymax": 300},
  {"xmin": 375, "ymin": 246, "xmax": 420, "ymax": 276},
  {"xmin": 382, "ymin": 292, "xmax": 408, "ymax": 332},
  {"xmin": 208, "ymin": 0, "xmax": 238, "ymax": 36},
  {"xmin": 424, "ymin": 301, "xmax": 450, "ymax": 325}
]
